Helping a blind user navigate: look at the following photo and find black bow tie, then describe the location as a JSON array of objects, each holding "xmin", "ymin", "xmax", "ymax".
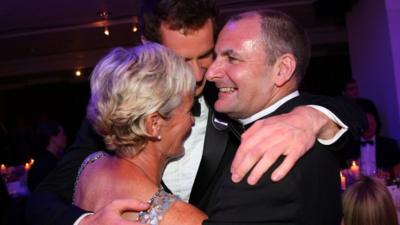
[
  {"xmin": 360, "ymin": 140, "xmax": 374, "ymax": 146},
  {"xmin": 212, "ymin": 115, "xmax": 244, "ymax": 141},
  {"xmin": 191, "ymin": 98, "xmax": 201, "ymax": 117}
]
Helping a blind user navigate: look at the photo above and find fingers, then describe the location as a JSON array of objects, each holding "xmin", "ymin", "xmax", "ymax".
[
  {"xmin": 80, "ymin": 199, "xmax": 150, "ymax": 225},
  {"xmin": 230, "ymin": 113, "xmax": 315, "ymax": 185},
  {"xmin": 110, "ymin": 199, "xmax": 149, "ymax": 213},
  {"xmin": 231, "ymin": 120, "xmax": 271, "ymax": 172},
  {"xmin": 231, "ymin": 131, "xmax": 280, "ymax": 183},
  {"xmin": 245, "ymin": 147, "xmax": 281, "ymax": 185},
  {"xmin": 270, "ymin": 152, "xmax": 299, "ymax": 182}
]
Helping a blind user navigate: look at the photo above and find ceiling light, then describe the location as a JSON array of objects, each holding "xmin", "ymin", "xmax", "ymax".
[
  {"xmin": 132, "ymin": 25, "xmax": 138, "ymax": 32},
  {"xmin": 104, "ymin": 27, "xmax": 110, "ymax": 36},
  {"xmin": 75, "ymin": 69, "xmax": 82, "ymax": 77}
]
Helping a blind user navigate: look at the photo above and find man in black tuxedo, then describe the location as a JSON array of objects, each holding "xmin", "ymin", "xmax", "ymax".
[
  {"xmin": 340, "ymin": 111, "xmax": 400, "ymax": 176},
  {"xmin": 26, "ymin": 1, "xmax": 366, "ymax": 225},
  {"xmin": 341, "ymin": 78, "xmax": 382, "ymax": 133},
  {"xmin": 202, "ymin": 10, "xmax": 342, "ymax": 224}
]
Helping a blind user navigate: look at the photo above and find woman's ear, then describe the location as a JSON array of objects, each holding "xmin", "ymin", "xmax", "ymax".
[
  {"xmin": 273, "ymin": 53, "xmax": 296, "ymax": 87},
  {"xmin": 145, "ymin": 112, "xmax": 161, "ymax": 137}
]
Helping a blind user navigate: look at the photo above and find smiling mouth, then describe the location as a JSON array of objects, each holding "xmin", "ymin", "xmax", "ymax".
[{"xmin": 219, "ymin": 87, "xmax": 237, "ymax": 93}]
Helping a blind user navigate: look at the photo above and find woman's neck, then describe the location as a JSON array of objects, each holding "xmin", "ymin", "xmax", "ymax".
[{"xmin": 117, "ymin": 147, "xmax": 167, "ymax": 185}]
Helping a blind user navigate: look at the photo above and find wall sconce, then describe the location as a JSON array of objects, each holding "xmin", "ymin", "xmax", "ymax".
[
  {"xmin": 132, "ymin": 16, "xmax": 138, "ymax": 33},
  {"xmin": 98, "ymin": 11, "xmax": 111, "ymax": 36},
  {"xmin": 132, "ymin": 25, "xmax": 138, "ymax": 33},
  {"xmin": 104, "ymin": 27, "xmax": 110, "ymax": 36}
]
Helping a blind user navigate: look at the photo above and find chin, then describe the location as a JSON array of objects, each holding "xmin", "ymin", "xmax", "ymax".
[
  {"xmin": 215, "ymin": 102, "xmax": 232, "ymax": 114},
  {"xmin": 174, "ymin": 147, "xmax": 185, "ymax": 158}
]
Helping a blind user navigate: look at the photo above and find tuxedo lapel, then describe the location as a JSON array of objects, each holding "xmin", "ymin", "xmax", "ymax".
[
  {"xmin": 189, "ymin": 94, "xmax": 305, "ymax": 205},
  {"xmin": 189, "ymin": 110, "xmax": 229, "ymax": 205}
]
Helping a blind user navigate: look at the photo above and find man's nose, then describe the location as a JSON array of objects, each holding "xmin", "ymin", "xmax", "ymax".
[
  {"xmin": 189, "ymin": 60, "xmax": 206, "ymax": 82},
  {"xmin": 205, "ymin": 60, "xmax": 222, "ymax": 81}
]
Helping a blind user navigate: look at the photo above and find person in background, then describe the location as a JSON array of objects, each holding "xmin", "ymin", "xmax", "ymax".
[
  {"xmin": 342, "ymin": 78, "xmax": 381, "ymax": 133},
  {"xmin": 342, "ymin": 176, "xmax": 398, "ymax": 225},
  {"xmin": 28, "ymin": 122, "xmax": 67, "ymax": 191},
  {"xmin": 339, "ymin": 111, "xmax": 400, "ymax": 178},
  {"xmin": 0, "ymin": 175, "xmax": 11, "ymax": 224}
]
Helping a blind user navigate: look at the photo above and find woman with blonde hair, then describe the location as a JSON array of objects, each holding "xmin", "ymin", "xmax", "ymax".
[
  {"xmin": 342, "ymin": 176, "xmax": 398, "ymax": 225},
  {"xmin": 73, "ymin": 43, "xmax": 207, "ymax": 224}
]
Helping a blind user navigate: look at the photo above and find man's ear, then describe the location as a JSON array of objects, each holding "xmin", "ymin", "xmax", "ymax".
[
  {"xmin": 273, "ymin": 53, "xmax": 296, "ymax": 87},
  {"xmin": 145, "ymin": 112, "xmax": 161, "ymax": 137}
]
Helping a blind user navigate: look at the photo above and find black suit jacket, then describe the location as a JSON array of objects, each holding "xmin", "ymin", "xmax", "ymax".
[
  {"xmin": 26, "ymin": 89, "xmax": 363, "ymax": 225},
  {"xmin": 202, "ymin": 93, "xmax": 342, "ymax": 225},
  {"xmin": 338, "ymin": 136, "xmax": 400, "ymax": 171}
]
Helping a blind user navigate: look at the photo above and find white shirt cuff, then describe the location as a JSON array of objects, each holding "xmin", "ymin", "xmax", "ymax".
[
  {"xmin": 307, "ymin": 105, "xmax": 348, "ymax": 145},
  {"xmin": 74, "ymin": 213, "xmax": 94, "ymax": 225}
]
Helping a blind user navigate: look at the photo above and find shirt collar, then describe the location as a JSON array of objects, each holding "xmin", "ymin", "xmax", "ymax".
[{"xmin": 239, "ymin": 91, "xmax": 299, "ymax": 125}]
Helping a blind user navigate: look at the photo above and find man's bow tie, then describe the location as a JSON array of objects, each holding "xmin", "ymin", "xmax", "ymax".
[
  {"xmin": 212, "ymin": 115, "xmax": 244, "ymax": 141},
  {"xmin": 191, "ymin": 98, "xmax": 201, "ymax": 117},
  {"xmin": 360, "ymin": 140, "xmax": 374, "ymax": 146}
]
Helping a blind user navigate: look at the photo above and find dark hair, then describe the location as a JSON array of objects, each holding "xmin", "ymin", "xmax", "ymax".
[
  {"xmin": 342, "ymin": 78, "xmax": 357, "ymax": 91},
  {"xmin": 139, "ymin": 0, "xmax": 218, "ymax": 43},
  {"xmin": 35, "ymin": 122, "xmax": 62, "ymax": 151},
  {"xmin": 228, "ymin": 10, "xmax": 311, "ymax": 81}
]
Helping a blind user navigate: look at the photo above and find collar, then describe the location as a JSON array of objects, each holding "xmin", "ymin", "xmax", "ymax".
[{"xmin": 239, "ymin": 91, "xmax": 299, "ymax": 126}]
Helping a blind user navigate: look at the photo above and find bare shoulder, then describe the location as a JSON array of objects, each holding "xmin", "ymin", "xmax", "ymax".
[{"xmin": 74, "ymin": 154, "xmax": 157, "ymax": 211}]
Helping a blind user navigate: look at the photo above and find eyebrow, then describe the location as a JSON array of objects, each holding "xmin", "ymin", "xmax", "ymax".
[
  {"xmin": 185, "ymin": 47, "xmax": 214, "ymax": 61},
  {"xmin": 198, "ymin": 47, "xmax": 214, "ymax": 59},
  {"xmin": 220, "ymin": 49, "xmax": 240, "ymax": 58}
]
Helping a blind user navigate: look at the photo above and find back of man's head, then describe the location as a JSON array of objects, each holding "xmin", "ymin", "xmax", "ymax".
[{"xmin": 139, "ymin": 0, "xmax": 218, "ymax": 43}]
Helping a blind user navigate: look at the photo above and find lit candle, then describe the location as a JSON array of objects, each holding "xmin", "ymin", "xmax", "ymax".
[
  {"xmin": 29, "ymin": 158, "xmax": 35, "ymax": 166},
  {"xmin": 0, "ymin": 164, "xmax": 6, "ymax": 174},
  {"xmin": 24, "ymin": 162, "xmax": 30, "ymax": 171},
  {"xmin": 350, "ymin": 160, "xmax": 360, "ymax": 179},
  {"xmin": 340, "ymin": 172, "xmax": 346, "ymax": 190}
]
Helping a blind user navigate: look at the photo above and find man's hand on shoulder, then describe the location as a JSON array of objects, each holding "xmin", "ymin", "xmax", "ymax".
[
  {"xmin": 79, "ymin": 199, "xmax": 149, "ymax": 225},
  {"xmin": 230, "ymin": 105, "xmax": 339, "ymax": 185}
]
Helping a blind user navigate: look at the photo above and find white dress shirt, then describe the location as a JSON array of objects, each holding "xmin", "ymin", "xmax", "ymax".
[
  {"xmin": 360, "ymin": 136, "xmax": 377, "ymax": 176},
  {"xmin": 162, "ymin": 95, "xmax": 209, "ymax": 202}
]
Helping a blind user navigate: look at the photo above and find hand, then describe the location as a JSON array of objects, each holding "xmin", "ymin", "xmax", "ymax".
[
  {"xmin": 230, "ymin": 106, "xmax": 338, "ymax": 184},
  {"xmin": 79, "ymin": 199, "xmax": 149, "ymax": 225}
]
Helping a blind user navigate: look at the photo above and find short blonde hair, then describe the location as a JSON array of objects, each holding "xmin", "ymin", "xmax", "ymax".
[
  {"xmin": 87, "ymin": 43, "xmax": 195, "ymax": 157},
  {"xmin": 342, "ymin": 176, "xmax": 398, "ymax": 225}
]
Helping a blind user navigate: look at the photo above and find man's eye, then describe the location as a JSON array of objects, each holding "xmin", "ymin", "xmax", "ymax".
[{"xmin": 227, "ymin": 56, "xmax": 238, "ymax": 62}]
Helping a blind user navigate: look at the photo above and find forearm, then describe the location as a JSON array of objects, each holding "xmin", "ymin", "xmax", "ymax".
[
  {"xmin": 301, "ymin": 94, "xmax": 368, "ymax": 138},
  {"xmin": 290, "ymin": 106, "xmax": 340, "ymax": 140}
]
